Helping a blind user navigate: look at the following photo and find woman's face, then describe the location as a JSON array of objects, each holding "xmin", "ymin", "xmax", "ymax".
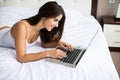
[{"xmin": 43, "ymin": 14, "xmax": 63, "ymax": 31}]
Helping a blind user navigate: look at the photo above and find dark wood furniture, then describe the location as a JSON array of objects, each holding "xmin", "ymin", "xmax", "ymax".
[{"xmin": 91, "ymin": 0, "xmax": 98, "ymax": 18}]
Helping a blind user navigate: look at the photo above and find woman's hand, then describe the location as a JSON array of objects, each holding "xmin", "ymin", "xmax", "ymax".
[
  {"xmin": 46, "ymin": 49, "xmax": 67, "ymax": 59},
  {"xmin": 58, "ymin": 41, "xmax": 73, "ymax": 52}
]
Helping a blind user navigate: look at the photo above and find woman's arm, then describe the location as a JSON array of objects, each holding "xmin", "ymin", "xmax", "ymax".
[
  {"xmin": 17, "ymin": 49, "xmax": 67, "ymax": 63},
  {"xmin": 41, "ymin": 40, "xmax": 74, "ymax": 51},
  {"xmin": 58, "ymin": 41, "xmax": 73, "ymax": 52},
  {"xmin": 12, "ymin": 22, "xmax": 66, "ymax": 63}
]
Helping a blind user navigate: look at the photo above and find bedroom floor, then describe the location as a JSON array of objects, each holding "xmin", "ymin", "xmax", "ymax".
[{"xmin": 111, "ymin": 51, "xmax": 120, "ymax": 78}]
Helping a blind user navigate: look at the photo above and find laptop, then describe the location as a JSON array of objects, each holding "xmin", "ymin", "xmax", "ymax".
[{"xmin": 46, "ymin": 29, "xmax": 99, "ymax": 68}]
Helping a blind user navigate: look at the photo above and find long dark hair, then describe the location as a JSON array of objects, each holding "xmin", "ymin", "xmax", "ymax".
[{"xmin": 25, "ymin": 1, "xmax": 65, "ymax": 43}]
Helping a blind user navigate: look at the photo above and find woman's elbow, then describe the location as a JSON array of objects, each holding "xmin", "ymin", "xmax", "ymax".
[
  {"xmin": 17, "ymin": 55, "xmax": 26, "ymax": 63},
  {"xmin": 18, "ymin": 58, "xmax": 25, "ymax": 63}
]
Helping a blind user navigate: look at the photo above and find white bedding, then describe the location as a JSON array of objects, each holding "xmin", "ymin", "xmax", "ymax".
[{"xmin": 0, "ymin": 7, "xmax": 119, "ymax": 80}]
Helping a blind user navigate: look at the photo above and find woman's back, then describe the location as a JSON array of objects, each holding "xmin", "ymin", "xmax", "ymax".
[
  {"xmin": 0, "ymin": 27, "xmax": 15, "ymax": 48},
  {"xmin": 0, "ymin": 20, "xmax": 38, "ymax": 49}
]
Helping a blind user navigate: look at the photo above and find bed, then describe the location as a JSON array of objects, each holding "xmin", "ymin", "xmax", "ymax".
[{"xmin": 0, "ymin": 0, "xmax": 119, "ymax": 80}]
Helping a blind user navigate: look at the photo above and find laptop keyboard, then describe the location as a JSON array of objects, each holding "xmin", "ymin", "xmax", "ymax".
[
  {"xmin": 60, "ymin": 49, "xmax": 83, "ymax": 64},
  {"xmin": 47, "ymin": 47, "xmax": 86, "ymax": 67}
]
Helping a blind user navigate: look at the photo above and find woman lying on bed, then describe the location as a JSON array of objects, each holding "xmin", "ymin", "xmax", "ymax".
[{"xmin": 0, "ymin": 1, "xmax": 73, "ymax": 63}]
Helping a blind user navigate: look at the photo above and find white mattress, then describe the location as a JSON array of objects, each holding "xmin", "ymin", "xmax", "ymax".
[{"xmin": 0, "ymin": 7, "xmax": 119, "ymax": 80}]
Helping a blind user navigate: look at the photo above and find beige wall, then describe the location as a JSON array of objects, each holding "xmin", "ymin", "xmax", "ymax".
[{"xmin": 97, "ymin": 0, "xmax": 119, "ymax": 20}]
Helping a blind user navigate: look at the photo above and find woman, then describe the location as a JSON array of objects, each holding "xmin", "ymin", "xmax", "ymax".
[{"xmin": 0, "ymin": 1, "xmax": 73, "ymax": 63}]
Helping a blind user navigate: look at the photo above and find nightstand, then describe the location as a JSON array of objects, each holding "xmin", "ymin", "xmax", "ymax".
[{"xmin": 101, "ymin": 16, "xmax": 120, "ymax": 52}]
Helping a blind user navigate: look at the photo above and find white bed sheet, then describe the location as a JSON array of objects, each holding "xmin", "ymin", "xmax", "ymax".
[{"xmin": 0, "ymin": 7, "xmax": 119, "ymax": 80}]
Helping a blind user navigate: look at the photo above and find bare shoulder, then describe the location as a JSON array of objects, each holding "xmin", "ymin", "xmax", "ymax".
[
  {"xmin": 11, "ymin": 21, "xmax": 28, "ymax": 38},
  {"xmin": 13, "ymin": 21, "xmax": 26, "ymax": 29}
]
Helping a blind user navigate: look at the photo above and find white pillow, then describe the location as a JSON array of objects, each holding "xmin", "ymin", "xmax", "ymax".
[{"xmin": 0, "ymin": 6, "xmax": 38, "ymax": 27}]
